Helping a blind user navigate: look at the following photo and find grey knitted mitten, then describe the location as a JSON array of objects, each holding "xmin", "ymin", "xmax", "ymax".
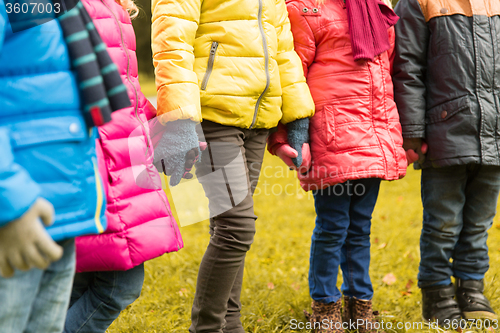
[
  {"xmin": 154, "ymin": 119, "xmax": 200, "ymax": 186},
  {"xmin": 287, "ymin": 118, "xmax": 310, "ymax": 168}
]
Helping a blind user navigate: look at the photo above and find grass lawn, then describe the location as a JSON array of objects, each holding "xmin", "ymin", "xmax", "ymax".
[{"xmin": 107, "ymin": 151, "xmax": 500, "ymax": 333}]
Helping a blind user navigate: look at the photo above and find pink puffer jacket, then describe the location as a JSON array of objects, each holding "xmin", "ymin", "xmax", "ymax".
[{"xmin": 75, "ymin": 0, "xmax": 183, "ymax": 272}]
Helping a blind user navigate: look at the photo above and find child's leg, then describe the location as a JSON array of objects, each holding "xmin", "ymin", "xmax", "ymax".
[
  {"xmin": 64, "ymin": 263, "xmax": 145, "ymax": 333},
  {"xmin": 419, "ymin": 165, "xmax": 467, "ymax": 324},
  {"xmin": 191, "ymin": 121, "xmax": 268, "ymax": 333},
  {"xmin": 24, "ymin": 239, "xmax": 76, "ymax": 333},
  {"xmin": 0, "ymin": 270, "xmax": 41, "ymax": 333},
  {"xmin": 223, "ymin": 129, "xmax": 267, "ymax": 333},
  {"xmin": 453, "ymin": 165, "xmax": 500, "ymax": 280},
  {"xmin": 309, "ymin": 183, "xmax": 353, "ymax": 304},
  {"xmin": 224, "ymin": 261, "xmax": 244, "ymax": 332},
  {"xmin": 69, "ymin": 271, "xmax": 92, "ymax": 308},
  {"xmin": 452, "ymin": 165, "xmax": 500, "ymax": 319},
  {"xmin": 340, "ymin": 178, "xmax": 381, "ymax": 300},
  {"xmin": 0, "ymin": 239, "xmax": 75, "ymax": 333},
  {"xmin": 419, "ymin": 165, "xmax": 467, "ymax": 288},
  {"xmin": 206, "ymin": 214, "xmax": 245, "ymax": 333}
]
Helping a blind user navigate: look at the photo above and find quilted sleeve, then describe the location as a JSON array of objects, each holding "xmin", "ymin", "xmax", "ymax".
[
  {"xmin": 152, "ymin": 0, "xmax": 202, "ymax": 124},
  {"xmin": 286, "ymin": 1, "xmax": 317, "ymax": 78},
  {"xmin": 274, "ymin": 0, "xmax": 315, "ymax": 124},
  {"xmin": 392, "ymin": 0, "xmax": 429, "ymax": 139}
]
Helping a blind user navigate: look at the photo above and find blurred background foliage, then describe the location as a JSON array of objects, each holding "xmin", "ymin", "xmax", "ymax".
[{"xmin": 133, "ymin": 0, "xmax": 154, "ymax": 79}]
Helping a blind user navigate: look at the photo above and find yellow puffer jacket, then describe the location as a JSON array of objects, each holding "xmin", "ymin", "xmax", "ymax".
[{"xmin": 152, "ymin": 0, "xmax": 315, "ymax": 129}]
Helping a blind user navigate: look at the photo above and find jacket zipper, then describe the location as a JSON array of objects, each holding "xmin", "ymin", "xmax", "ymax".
[
  {"xmin": 100, "ymin": 0, "xmax": 152, "ymax": 152},
  {"xmin": 201, "ymin": 41, "xmax": 219, "ymax": 90},
  {"xmin": 101, "ymin": 0, "xmax": 181, "ymax": 250},
  {"xmin": 250, "ymin": 0, "xmax": 271, "ymax": 129}
]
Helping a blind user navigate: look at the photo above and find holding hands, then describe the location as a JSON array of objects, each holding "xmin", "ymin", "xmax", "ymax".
[
  {"xmin": 272, "ymin": 118, "xmax": 312, "ymax": 174},
  {"xmin": 153, "ymin": 119, "xmax": 206, "ymax": 186},
  {"xmin": 403, "ymin": 138, "xmax": 428, "ymax": 166}
]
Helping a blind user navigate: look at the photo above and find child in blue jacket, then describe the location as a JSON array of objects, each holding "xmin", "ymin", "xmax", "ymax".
[{"xmin": 0, "ymin": 3, "xmax": 108, "ymax": 331}]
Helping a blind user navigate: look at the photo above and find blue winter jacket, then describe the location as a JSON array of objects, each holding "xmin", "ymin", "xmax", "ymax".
[{"xmin": 0, "ymin": 2, "xmax": 107, "ymax": 241}]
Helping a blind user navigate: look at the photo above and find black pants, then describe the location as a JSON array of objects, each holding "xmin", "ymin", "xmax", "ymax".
[{"xmin": 190, "ymin": 121, "xmax": 269, "ymax": 333}]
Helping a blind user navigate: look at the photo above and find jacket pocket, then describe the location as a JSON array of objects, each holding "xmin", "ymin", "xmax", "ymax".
[
  {"xmin": 9, "ymin": 116, "xmax": 104, "ymax": 236},
  {"xmin": 311, "ymin": 105, "xmax": 335, "ymax": 146},
  {"xmin": 324, "ymin": 105, "xmax": 335, "ymax": 144},
  {"xmin": 201, "ymin": 41, "xmax": 219, "ymax": 91},
  {"xmin": 426, "ymin": 95, "xmax": 470, "ymax": 124},
  {"xmin": 9, "ymin": 116, "xmax": 86, "ymax": 148}
]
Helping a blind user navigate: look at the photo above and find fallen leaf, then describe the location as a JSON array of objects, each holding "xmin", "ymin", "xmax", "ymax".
[
  {"xmin": 495, "ymin": 224, "xmax": 500, "ymax": 229},
  {"xmin": 382, "ymin": 273, "xmax": 397, "ymax": 285},
  {"xmin": 397, "ymin": 196, "xmax": 404, "ymax": 202},
  {"xmin": 267, "ymin": 282, "xmax": 275, "ymax": 290},
  {"xmin": 178, "ymin": 288, "xmax": 189, "ymax": 297},
  {"xmin": 405, "ymin": 279, "xmax": 414, "ymax": 290},
  {"xmin": 291, "ymin": 282, "xmax": 300, "ymax": 291},
  {"xmin": 373, "ymin": 238, "xmax": 379, "ymax": 244},
  {"xmin": 377, "ymin": 242, "xmax": 387, "ymax": 250},
  {"xmin": 401, "ymin": 279, "xmax": 414, "ymax": 296},
  {"xmin": 403, "ymin": 251, "xmax": 414, "ymax": 261},
  {"xmin": 257, "ymin": 318, "xmax": 263, "ymax": 322}
]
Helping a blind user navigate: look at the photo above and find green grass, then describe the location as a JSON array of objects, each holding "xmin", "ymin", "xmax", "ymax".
[{"xmin": 107, "ymin": 152, "xmax": 500, "ymax": 333}]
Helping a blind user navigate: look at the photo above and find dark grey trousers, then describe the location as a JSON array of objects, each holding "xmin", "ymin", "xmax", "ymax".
[{"xmin": 190, "ymin": 120, "xmax": 269, "ymax": 333}]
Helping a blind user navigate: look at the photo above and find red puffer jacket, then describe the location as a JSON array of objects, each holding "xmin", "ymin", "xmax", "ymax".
[{"xmin": 268, "ymin": 0, "xmax": 407, "ymax": 191}]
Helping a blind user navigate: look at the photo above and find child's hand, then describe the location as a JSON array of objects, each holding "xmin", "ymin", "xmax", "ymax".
[
  {"xmin": 403, "ymin": 138, "xmax": 427, "ymax": 165},
  {"xmin": 153, "ymin": 119, "xmax": 201, "ymax": 186},
  {"xmin": 286, "ymin": 118, "xmax": 310, "ymax": 168},
  {"xmin": 0, "ymin": 198, "xmax": 63, "ymax": 278},
  {"xmin": 405, "ymin": 149, "xmax": 419, "ymax": 165},
  {"xmin": 275, "ymin": 143, "xmax": 311, "ymax": 174}
]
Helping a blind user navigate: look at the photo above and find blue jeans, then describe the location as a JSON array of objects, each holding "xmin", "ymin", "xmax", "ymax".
[
  {"xmin": 419, "ymin": 164, "xmax": 500, "ymax": 288},
  {"xmin": 309, "ymin": 178, "xmax": 381, "ymax": 304},
  {"xmin": 64, "ymin": 263, "xmax": 145, "ymax": 333},
  {"xmin": 0, "ymin": 239, "xmax": 76, "ymax": 333}
]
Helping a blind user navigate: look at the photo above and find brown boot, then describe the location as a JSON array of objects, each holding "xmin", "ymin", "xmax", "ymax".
[
  {"xmin": 304, "ymin": 299, "xmax": 343, "ymax": 333},
  {"xmin": 351, "ymin": 298, "xmax": 385, "ymax": 333},
  {"xmin": 341, "ymin": 296, "xmax": 352, "ymax": 326}
]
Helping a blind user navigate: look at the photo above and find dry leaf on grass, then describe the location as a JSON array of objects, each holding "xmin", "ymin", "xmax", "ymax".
[
  {"xmin": 401, "ymin": 279, "xmax": 414, "ymax": 296},
  {"xmin": 382, "ymin": 273, "xmax": 397, "ymax": 285},
  {"xmin": 178, "ymin": 288, "xmax": 189, "ymax": 297}
]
